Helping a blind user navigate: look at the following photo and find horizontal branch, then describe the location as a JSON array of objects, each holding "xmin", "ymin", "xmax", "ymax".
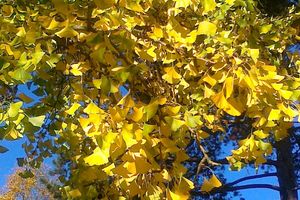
[
  {"xmin": 186, "ymin": 157, "xmax": 277, "ymax": 166},
  {"xmin": 191, "ymin": 184, "xmax": 281, "ymax": 196},
  {"xmin": 226, "ymin": 173, "xmax": 277, "ymax": 187},
  {"xmin": 221, "ymin": 184, "xmax": 281, "ymax": 192},
  {"xmin": 293, "ymin": 185, "xmax": 300, "ymax": 190}
]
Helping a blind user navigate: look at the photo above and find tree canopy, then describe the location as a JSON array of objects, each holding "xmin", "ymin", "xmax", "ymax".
[
  {"xmin": 0, "ymin": 0, "xmax": 300, "ymax": 199},
  {"xmin": 0, "ymin": 166, "xmax": 56, "ymax": 200}
]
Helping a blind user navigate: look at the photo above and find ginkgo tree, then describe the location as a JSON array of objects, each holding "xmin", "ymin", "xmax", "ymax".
[{"xmin": 0, "ymin": 0, "xmax": 300, "ymax": 199}]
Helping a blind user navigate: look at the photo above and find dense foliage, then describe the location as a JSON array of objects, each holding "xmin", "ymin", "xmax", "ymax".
[
  {"xmin": 0, "ymin": 0, "xmax": 299, "ymax": 199},
  {"xmin": 0, "ymin": 166, "xmax": 55, "ymax": 199}
]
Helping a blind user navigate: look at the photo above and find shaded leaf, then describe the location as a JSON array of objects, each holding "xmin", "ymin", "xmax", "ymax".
[{"xmin": 0, "ymin": 145, "xmax": 9, "ymax": 153}]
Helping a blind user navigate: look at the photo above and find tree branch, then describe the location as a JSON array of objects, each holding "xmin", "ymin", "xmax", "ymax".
[
  {"xmin": 225, "ymin": 173, "xmax": 277, "ymax": 187},
  {"xmin": 191, "ymin": 184, "xmax": 281, "ymax": 196},
  {"xmin": 293, "ymin": 185, "xmax": 300, "ymax": 190},
  {"xmin": 187, "ymin": 128, "xmax": 222, "ymax": 175},
  {"xmin": 219, "ymin": 184, "xmax": 281, "ymax": 192},
  {"xmin": 186, "ymin": 157, "xmax": 277, "ymax": 166}
]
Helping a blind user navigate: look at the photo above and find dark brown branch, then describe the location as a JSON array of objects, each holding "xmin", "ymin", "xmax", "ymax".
[
  {"xmin": 186, "ymin": 157, "xmax": 277, "ymax": 166},
  {"xmin": 191, "ymin": 184, "xmax": 281, "ymax": 196},
  {"xmin": 293, "ymin": 186, "xmax": 300, "ymax": 190},
  {"xmin": 187, "ymin": 128, "xmax": 222, "ymax": 175},
  {"xmin": 194, "ymin": 135, "xmax": 221, "ymax": 174},
  {"xmin": 191, "ymin": 173, "xmax": 280, "ymax": 197},
  {"xmin": 226, "ymin": 173, "xmax": 277, "ymax": 187},
  {"xmin": 220, "ymin": 184, "xmax": 281, "ymax": 191}
]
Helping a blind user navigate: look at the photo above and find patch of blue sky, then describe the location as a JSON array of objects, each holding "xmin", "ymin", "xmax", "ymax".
[{"xmin": 0, "ymin": 82, "xmax": 52, "ymax": 186}]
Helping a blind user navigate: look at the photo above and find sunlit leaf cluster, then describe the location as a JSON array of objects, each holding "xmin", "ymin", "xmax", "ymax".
[{"xmin": 0, "ymin": 0, "xmax": 299, "ymax": 199}]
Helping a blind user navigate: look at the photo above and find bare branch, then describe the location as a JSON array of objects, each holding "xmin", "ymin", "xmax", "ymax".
[
  {"xmin": 292, "ymin": 185, "xmax": 300, "ymax": 191},
  {"xmin": 226, "ymin": 173, "xmax": 277, "ymax": 187},
  {"xmin": 191, "ymin": 184, "xmax": 281, "ymax": 196},
  {"xmin": 186, "ymin": 157, "xmax": 277, "ymax": 166}
]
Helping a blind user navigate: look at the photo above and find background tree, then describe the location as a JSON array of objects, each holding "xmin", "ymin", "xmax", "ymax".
[
  {"xmin": 0, "ymin": 0, "xmax": 300, "ymax": 199},
  {"xmin": 0, "ymin": 166, "xmax": 55, "ymax": 200}
]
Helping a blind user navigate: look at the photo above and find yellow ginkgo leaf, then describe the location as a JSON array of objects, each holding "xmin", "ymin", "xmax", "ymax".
[
  {"xmin": 143, "ymin": 124, "xmax": 156, "ymax": 137},
  {"xmin": 203, "ymin": 75, "xmax": 217, "ymax": 87},
  {"xmin": 146, "ymin": 46, "xmax": 157, "ymax": 60},
  {"xmin": 144, "ymin": 102, "xmax": 158, "ymax": 120},
  {"xmin": 32, "ymin": 51, "xmax": 45, "ymax": 66},
  {"xmin": 103, "ymin": 163, "xmax": 115, "ymax": 176},
  {"xmin": 65, "ymin": 103, "xmax": 81, "ymax": 115},
  {"xmin": 224, "ymin": 76, "xmax": 234, "ymax": 98},
  {"xmin": 125, "ymin": 2, "xmax": 144, "ymax": 12},
  {"xmin": 175, "ymin": 0, "xmax": 191, "ymax": 9},
  {"xmin": 122, "ymin": 128, "xmax": 138, "ymax": 148},
  {"xmin": 202, "ymin": 0, "xmax": 217, "ymax": 14},
  {"xmin": 158, "ymin": 97, "xmax": 167, "ymax": 105},
  {"xmin": 197, "ymin": 130, "xmax": 210, "ymax": 139},
  {"xmin": 92, "ymin": 79, "xmax": 102, "ymax": 89},
  {"xmin": 200, "ymin": 174, "xmax": 222, "ymax": 193},
  {"xmin": 47, "ymin": 18, "xmax": 60, "ymax": 30},
  {"xmin": 277, "ymin": 103, "xmax": 297, "ymax": 119},
  {"xmin": 249, "ymin": 49, "xmax": 259, "ymax": 63},
  {"xmin": 198, "ymin": 21, "xmax": 217, "ymax": 36},
  {"xmin": 153, "ymin": 27, "xmax": 163, "ymax": 38},
  {"xmin": 185, "ymin": 114, "xmax": 202, "ymax": 128},
  {"xmin": 260, "ymin": 24, "xmax": 272, "ymax": 34},
  {"xmin": 28, "ymin": 115, "xmax": 45, "ymax": 127},
  {"xmin": 8, "ymin": 102, "xmax": 23, "ymax": 118},
  {"xmin": 268, "ymin": 109, "xmax": 281, "ymax": 121},
  {"xmin": 162, "ymin": 67, "xmax": 182, "ymax": 84},
  {"xmin": 182, "ymin": 177, "xmax": 195, "ymax": 190},
  {"xmin": 225, "ymin": 0, "xmax": 235, "ymax": 5},
  {"xmin": 56, "ymin": 26, "xmax": 78, "ymax": 38},
  {"xmin": 167, "ymin": 189, "xmax": 185, "ymax": 200},
  {"xmin": 162, "ymin": 106, "xmax": 181, "ymax": 116},
  {"xmin": 224, "ymin": 98, "xmax": 243, "ymax": 116},
  {"xmin": 52, "ymin": 0, "xmax": 69, "ymax": 13},
  {"xmin": 6, "ymin": 127, "xmax": 23, "ymax": 140},
  {"xmin": 68, "ymin": 189, "xmax": 81, "ymax": 198},
  {"xmin": 109, "ymin": 107, "xmax": 125, "ymax": 122},
  {"xmin": 94, "ymin": 0, "xmax": 115, "ymax": 9},
  {"xmin": 165, "ymin": 117, "xmax": 185, "ymax": 131},
  {"xmin": 16, "ymin": 27, "xmax": 26, "ymax": 37},
  {"xmin": 127, "ymin": 157, "xmax": 152, "ymax": 174},
  {"xmin": 204, "ymin": 86, "xmax": 215, "ymax": 98},
  {"xmin": 2, "ymin": 5, "xmax": 14, "ymax": 17},
  {"xmin": 125, "ymin": 162, "xmax": 137, "ymax": 174},
  {"xmin": 84, "ymin": 147, "xmax": 109, "ymax": 166},
  {"xmin": 271, "ymin": 83, "xmax": 283, "ymax": 90},
  {"xmin": 83, "ymin": 102, "xmax": 103, "ymax": 114},
  {"xmin": 0, "ymin": 44, "xmax": 14, "ymax": 56},
  {"xmin": 279, "ymin": 90, "xmax": 293, "ymax": 100},
  {"xmin": 131, "ymin": 107, "xmax": 144, "ymax": 122},
  {"xmin": 79, "ymin": 117, "xmax": 90, "ymax": 130},
  {"xmin": 253, "ymin": 130, "xmax": 269, "ymax": 139},
  {"xmin": 275, "ymin": 129, "xmax": 289, "ymax": 141},
  {"xmin": 70, "ymin": 68, "xmax": 82, "ymax": 76},
  {"xmin": 211, "ymin": 92, "xmax": 227, "ymax": 109}
]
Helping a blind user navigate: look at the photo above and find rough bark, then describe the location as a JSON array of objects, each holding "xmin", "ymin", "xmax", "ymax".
[{"xmin": 275, "ymin": 136, "xmax": 298, "ymax": 200}]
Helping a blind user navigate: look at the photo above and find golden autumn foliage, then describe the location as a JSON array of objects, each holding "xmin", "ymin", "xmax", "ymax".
[
  {"xmin": 0, "ymin": 167, "xmax": 54, "ymax": 200},
  {"xmin": 0, "ymin": 0, "xmax": 299, "ymax": 199}
]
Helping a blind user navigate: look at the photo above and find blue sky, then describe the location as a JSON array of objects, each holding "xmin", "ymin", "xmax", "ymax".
[
  {"xmin": 0, "ymin": 84, "xmax": 42, "ymax": 186},
  {"xmin": 0, "ymin": 139, "xmax": 25, "ymax": 186}
]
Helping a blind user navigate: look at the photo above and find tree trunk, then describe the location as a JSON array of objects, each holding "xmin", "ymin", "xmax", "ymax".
[{"xmin": 275, "ymin": 136, "xmax": 298, "ymax": 200}]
